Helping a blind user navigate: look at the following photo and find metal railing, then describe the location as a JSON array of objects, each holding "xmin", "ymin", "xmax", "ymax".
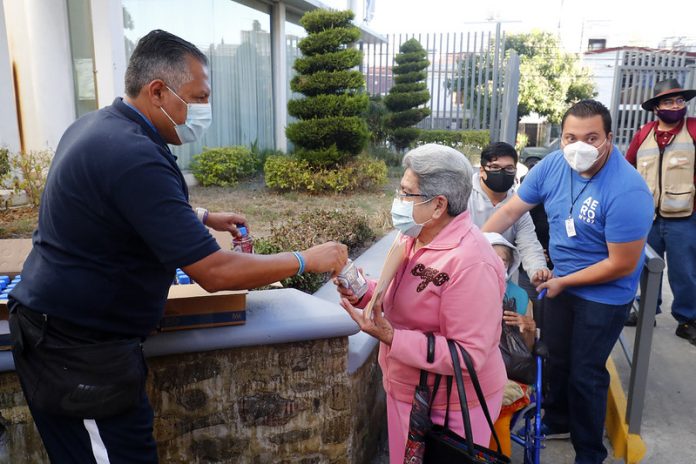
[{"xmin": 617, "ymin": 245, "xmax": 665, "ymax": 434}]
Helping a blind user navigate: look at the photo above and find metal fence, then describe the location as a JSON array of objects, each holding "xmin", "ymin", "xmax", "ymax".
[
  {"xmin": 610, "ymin": 50, "xmax": 696, "ymax": 153},
  {"xmin": 359, "ymin": 24, "xmax": 520, "ymax": 144}
]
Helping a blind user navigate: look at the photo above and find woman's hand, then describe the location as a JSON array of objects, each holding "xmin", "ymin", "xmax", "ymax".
[
  {"xmin": 503, "ymin": 311, "xmax": 536, "ymax": 334},
  {"xmin": 340, "ymin": 297, "xmax": 394, "ymax": 345},
  {"xmin": 332, "ymin": 267, "xmax": 366, "ymax": 306}
]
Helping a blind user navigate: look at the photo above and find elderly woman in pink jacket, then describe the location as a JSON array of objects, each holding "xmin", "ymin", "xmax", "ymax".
[{"xmin": 338, "ymin": 143, "xmax": 507, "ymax": 463}]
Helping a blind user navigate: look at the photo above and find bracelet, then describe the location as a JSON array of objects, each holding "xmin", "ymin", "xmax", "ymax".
[
  {"xmin": 196, "ymin": 207, "xmax": 209, "ymax": 225},
  {"xmin": 291, "ymin": 251, "xmax": 305, "ymax": 275}
]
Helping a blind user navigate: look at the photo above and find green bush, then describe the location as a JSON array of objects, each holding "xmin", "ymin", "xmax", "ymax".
[
  {"xmin": 297, "ymin": 28, "xmax": 361, "ymax": 56},
  {"xmin": 288, "ymin": 9, "xmax": 368, "ymax": 168},
  {"xmin": 288, "ymin": 93, "xmax": 368, "ymax": 120},
  {"xmin": 368, "ymin": 144, "xmax": 401, "ymax": 167},
  {"xmin": 264, "ymin": 154, "xmax": 387, "ymax": 193},
  {"xmin": 293, "ymin": 48, "xmax": 362, "ymax": 74},
  {"xmin": 8, "ymin": 150, "xmax": 52, "ymax": 207},
  {"xmin": 290, "ymin": 70, "xmax": 365, "ymax": 96},
  {"xmin": 416, "ymin": 129, "xmax": 490, "ymax": 149},
  {"xmin": 190, "ymin": 146, "xmax": 257, "ymax": 187},
  {"xmin": 255, "ymin": 209, "xmax": 375, "ymax": 293},
  {"xmin": 0, "ymin": 147, "xmax": 10, "ymax": 182},
  {"xmin": 286, "ymin": 117, "xmax": 369, "ymax": 163},
  {"xmin": 366, "ymin": 96, "xmax": 389, "ymax": 145},
  {"xmin": 384, "ymin": 38, "xmax": 431, "ymax": 151},
  {"xmin": 300, "ymin": 9, "xmax": 354, "ymax": 34}
]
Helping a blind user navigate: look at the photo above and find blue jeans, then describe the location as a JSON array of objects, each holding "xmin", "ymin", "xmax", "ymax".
[
  {"xmin": 542, "ymin": 292, "xmax": 631, "ymax": 464},
  {"xmin": 648, "ymin": 212, "xmax": 696, "ymax": 323}
]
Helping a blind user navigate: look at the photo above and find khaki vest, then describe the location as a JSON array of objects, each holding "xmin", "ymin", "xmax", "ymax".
[{"xmin": 636, "ymin": 123, "xmax": 695, "ymax": 217}]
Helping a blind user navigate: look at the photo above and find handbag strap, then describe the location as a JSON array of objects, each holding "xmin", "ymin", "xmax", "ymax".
[
  {"xmin": 455, "ymin": 342, "xmax": 504, "ymax": 454},
  {"xmin": 446, "ymin": 339, "xmax": 476, "ymax": 454},
  {"xmin": 418, "ymin": 332, "xmax": 436, "ymax": 387}
]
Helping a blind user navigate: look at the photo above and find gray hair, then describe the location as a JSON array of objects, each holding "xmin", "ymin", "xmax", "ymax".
[
  {"xmin": 125, "ymin": 30, "xmax": 208, "ymax": 97},
  {"xmin": 402, "ymin": 143, "xmax": 473, "ymax": 216}
]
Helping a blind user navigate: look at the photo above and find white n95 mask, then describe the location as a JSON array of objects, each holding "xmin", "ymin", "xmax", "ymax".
[{"xmin": 562, "ymin": 139, "xmax": 606, "ymax": 172}]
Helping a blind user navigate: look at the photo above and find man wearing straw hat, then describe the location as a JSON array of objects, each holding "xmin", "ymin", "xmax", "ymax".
[{"xmin": 624, "ymin": 78, "xmax": 696, "ymax": 345}]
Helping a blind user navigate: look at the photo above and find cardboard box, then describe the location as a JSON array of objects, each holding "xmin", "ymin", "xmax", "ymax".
[
  {"xmin": 0, "ymin": 239, "xmax": 32, "ymax": 277},
  {"xmin": 159, "ymin": 283, "xmax": 247, "ymax": 331}
]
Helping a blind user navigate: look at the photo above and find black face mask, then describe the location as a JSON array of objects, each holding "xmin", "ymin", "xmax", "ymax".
[{"xmin": 482, "ymin": 170, "xmax": 515, "ymax": 193}]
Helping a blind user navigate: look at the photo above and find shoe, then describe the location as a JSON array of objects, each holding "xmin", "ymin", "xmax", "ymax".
[
  {"xmin": 624, "ymin": 311, "xmax": 656, "ymax": 327},
  {"xmin": 675, "ymin": 320, "xmax": 696, "ymax": 344},
  {"xmin": 538, "ymin": 422, "xmax": 570, "ymax": 440}
]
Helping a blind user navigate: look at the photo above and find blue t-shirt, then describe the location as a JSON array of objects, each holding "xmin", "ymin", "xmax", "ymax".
[
  {"xmin": 517, "ymin": 147, "xmax": 653, "ymax": 305},
  {"xmin": 10, "ymin": 98, "xmax": 220, "ymax": 337},
  {"xmin": 505, "ymin": 281, "xmax": 529, "ymax": 315}
]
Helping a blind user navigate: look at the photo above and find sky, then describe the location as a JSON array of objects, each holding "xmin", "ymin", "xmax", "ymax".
[{"xmin": 324, "ymin": 0, "xmax": 696, "ymax": 52}]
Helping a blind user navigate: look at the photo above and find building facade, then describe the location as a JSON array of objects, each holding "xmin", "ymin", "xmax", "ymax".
[{"xmin": 0, "ymin": 0, "xmax": 381, "ymax": 169}]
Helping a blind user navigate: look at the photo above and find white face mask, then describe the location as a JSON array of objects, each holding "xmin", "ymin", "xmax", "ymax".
[
  {"xmin": 390, "ymin": 197, "xmax": 433, "ymax": 238},
  {"xmin": 562, "ymin": 139, "xmax": 607, "ymax": 172},
  {"xmin": 160, "ymin": 86, "xmax": 212, "ymax": 144}
]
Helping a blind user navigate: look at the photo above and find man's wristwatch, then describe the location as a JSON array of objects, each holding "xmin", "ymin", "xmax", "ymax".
[{"xmin": 195, "ymin": 207, "xmax": 209, "ymax": 225}]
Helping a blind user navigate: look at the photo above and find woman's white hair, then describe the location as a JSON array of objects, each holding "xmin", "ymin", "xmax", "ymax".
[{"xmin": 402, "ymin": 143, "xmax": 473, "ymax": 216}]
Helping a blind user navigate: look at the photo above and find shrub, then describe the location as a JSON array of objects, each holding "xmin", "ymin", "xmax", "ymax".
[
  {"xmin": 366, "ymin": 96, "xmax": 389, "ymax": 146},
  {"xmin": 384, "ymin": 39, "xmax": 431, "ymax": 151},
  {"xmin": 416, "ymin": 129, "xmax": 490, "ymax": 149},
  {"xmin": 8, "ymin": 150, "xmax": 52, "ymax": 207},
  {"xmin": 287, "ymin": 93, "xmax": 368, "ymax": 120},
  {"xmin": 0, "ymin": 147, "xmax": 10, "ymax": 184},
  {"xmin": 287, "ymin": 9, "xmax": 368, "ymax": 167},
  {"xmin": 368, "ymin": 144, "xmax": 401, "ymax": 167},
  {"xmin": 264, "ymin": 154, "xmax": 387, "ymax": 193},
  {"xmin": 255, "ymin": 209, "xmax": 375, "ymax": 293},
  {"xmin": 190, "ymin": 146, "xmax": 257, "ymax": 187}
]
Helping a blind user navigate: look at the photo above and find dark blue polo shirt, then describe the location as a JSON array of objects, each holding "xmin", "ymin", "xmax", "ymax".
[{"xmin": 10, "ymin": 98, "xmax": 220, "ymax": 337}]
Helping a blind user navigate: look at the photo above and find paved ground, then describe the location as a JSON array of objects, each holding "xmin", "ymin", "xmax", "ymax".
[{"xmin": 371, "ymin": 269, "xmax": 696, "ymax": 463}]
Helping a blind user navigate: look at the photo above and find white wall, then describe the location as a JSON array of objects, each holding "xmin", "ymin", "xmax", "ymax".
[
  {"xmin": 3, "ymin": 0, "xmax": 76, "ymax": 152},
  {"xmin": 582, "ymin": 50, "xmax": 620, "ymax": 109},
  {"xmin": 0, "ymin": 1, "xmax": 20, "ymax": 152},
  {"xmin": 90, "ymin": 0, "xmax": 126, "ymax": 107}
]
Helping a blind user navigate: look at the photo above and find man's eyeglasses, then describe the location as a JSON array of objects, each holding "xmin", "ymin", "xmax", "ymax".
[
  {"xmin": 484, "ymin": 164, "xmax": 517, "ymax": 175},
  {"xmin": 658, "ymin": 97, "xmax": 686, "ymax": 109}
]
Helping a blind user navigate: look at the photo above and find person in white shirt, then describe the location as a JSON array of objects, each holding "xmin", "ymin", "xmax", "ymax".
[{"xmin": 468, "ymin": 142, "xmax": 551, "ymax": 287}]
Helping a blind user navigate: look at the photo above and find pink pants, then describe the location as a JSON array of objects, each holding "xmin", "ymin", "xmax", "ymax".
[{"xmin": 386, "ymin": 388, "xmax": 504, "ymax": 464}]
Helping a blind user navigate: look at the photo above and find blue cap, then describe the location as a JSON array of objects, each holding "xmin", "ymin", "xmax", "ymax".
[
  {"xmin": 177, "ymin": 275, "xmax": 191, "ymax": 284},
  {"xmin": 238, "ymin": 226, "xmax": 248, "ymax": 236}
]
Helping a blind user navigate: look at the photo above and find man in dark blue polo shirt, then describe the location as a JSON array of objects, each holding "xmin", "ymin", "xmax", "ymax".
[{"xmin": 8, "ymin": 30, "xmax": 347, "ymax": 463}]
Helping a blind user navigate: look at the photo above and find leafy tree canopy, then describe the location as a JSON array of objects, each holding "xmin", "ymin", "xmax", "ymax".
[{"xmin": 505, "ymin": 30, "xmax": 596, "ymax": 123}]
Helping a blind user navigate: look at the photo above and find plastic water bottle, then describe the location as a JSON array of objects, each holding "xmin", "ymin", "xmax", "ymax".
[
  {"xmin": 337, "ymin": 259, "xmax": 368, "ymax": 299},
  {"xmin": 232, "ymin": 226, "xmax": 254, "ymax": 254}
]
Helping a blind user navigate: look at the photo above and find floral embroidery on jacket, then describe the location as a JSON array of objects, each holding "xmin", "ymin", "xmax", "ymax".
[{"xmin": 411, "ymin": 263, "xmax": 450, "ymax": 292}]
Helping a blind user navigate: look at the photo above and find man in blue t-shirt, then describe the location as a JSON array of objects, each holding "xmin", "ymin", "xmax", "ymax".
[
  {"xmin": 7, "ymin": 30, "xmax": 347, "ymax": 463},
  {"xmin": 483, "ymin": 100, "xmax": 653, "ymax": 464}
]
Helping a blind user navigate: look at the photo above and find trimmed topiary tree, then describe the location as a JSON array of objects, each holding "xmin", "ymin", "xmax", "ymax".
[
  {"xmin": 384, "ymin": 38, "xmax": 431, "ymax": 151},
  {"xmin": 286, "ymin": 9, "xmax": 369, "ymax": 167}
]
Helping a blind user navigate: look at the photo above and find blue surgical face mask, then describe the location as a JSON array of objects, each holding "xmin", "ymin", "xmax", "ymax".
[
  {"xmin": 160, "ymin": 86, "xmax": 212, "ymax": 144},
  {"xmin": 390, "ymin": 197, "xmax": 433, "ymax": 238}
]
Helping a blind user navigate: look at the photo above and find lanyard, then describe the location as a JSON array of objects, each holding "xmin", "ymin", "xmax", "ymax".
[{"xmin": 568, "ymin": 168, "xmax": 595, "ymax": 218}]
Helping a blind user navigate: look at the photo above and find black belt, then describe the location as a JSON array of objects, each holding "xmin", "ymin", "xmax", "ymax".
[{"xmin": 11, "ymin": 301, "xmax": 132, "ymax": 343}]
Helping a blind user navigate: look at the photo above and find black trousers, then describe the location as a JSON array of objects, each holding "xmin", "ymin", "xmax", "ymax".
[{"xmin": 9, "ymin": 302, "xmax": 158, "ymax": 464}]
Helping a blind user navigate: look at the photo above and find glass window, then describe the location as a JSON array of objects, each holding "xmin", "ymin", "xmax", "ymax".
[
  {"xmin": 122, "ymin": 0, "xmax": 273, "ymax": 169},
  {"xmin": 285, "ymin": 21, "xmax": 306, "ymax": 129},
  {"xmin": 67, "ymin": 0, "xmax": 98, "ymax": 117}
]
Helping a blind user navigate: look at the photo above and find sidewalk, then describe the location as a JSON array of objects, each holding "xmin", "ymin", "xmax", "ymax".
[{"xmin": 372, "ymin": 270, "xmax": 696, "ymax": 463}]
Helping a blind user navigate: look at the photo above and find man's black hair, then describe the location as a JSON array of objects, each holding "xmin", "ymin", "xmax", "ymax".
[
  {"xmin": 480, "ymin": 141, "xmax": 518, "ymax": 166},
  {"xmin": 125, "ymin": 29, "xmax": 208, "ymax": 97},
  {"xmin": 561, "ymin": 100, "xmax": 612, "ymax": 136}
]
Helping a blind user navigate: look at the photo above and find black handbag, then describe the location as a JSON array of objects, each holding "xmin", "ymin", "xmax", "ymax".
[
  {"xmin": 423, "ymin": 340, "xmax": 510, "ymax": 464},
  {"xmin": 9, "ymin": 306, "xmax": 147, "ymax": 419},
  {"xmin": 499, "ymin": 299, "xmax": 536, "ymax": 385}
]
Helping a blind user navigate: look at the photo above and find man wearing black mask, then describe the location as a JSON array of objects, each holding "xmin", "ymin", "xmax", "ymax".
[{"xmin": 468, "ymin": 142, "xmax": 551, "ymax": 286}]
